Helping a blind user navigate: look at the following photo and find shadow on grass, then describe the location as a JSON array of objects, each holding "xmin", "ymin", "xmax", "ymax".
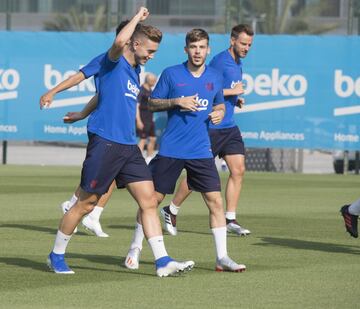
[
  {"xmin": 255, "ymin": 237, "xmax": 360, "ymax": 255},
  {"xmin": 0, "ymin": 253, "xmax": 154, "ymax": 276},
  {"xmin": 0, "ymin": 223, "xmax": 87, "ymax": 235}
]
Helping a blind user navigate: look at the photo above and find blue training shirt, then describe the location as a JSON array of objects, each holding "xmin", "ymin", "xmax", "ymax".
[
  {"xmin": 209, "ymin": 49, "xmax": 243, "ymax": 129},
  {"xmin": 87, "ymin": 53, "xmax": 141, "ymax": 145},
  {"xmin": 151, "ymin": 62, "xmax": 224, "ymax": 159},
  {"xmin": 79, "ymin": 52, "xmax": 106, "ymax": 91}
]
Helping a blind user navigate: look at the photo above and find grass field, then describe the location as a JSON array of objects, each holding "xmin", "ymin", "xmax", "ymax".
[{"xmin": 0, "ymin": 165, "xmax": 359, "ymax": 308}]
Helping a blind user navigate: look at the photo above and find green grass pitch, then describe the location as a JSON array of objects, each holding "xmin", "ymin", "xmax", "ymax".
[{"xmin": 0, "ymin": 165, "xmax": 359, "ymax": 308}]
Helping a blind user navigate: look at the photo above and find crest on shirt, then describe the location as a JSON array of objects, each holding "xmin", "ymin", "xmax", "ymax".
[{"xmin": 205, "ymin": 82, "xmax": 214, "ymax": 91}]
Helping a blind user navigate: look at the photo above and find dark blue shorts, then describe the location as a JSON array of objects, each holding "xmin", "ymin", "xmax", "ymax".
[
  {"xmin": 80, "ymin": 133, "xmax": 152, "ymax": 194},
  {"xmin": 209, "ymin": 126, "xmax": 245, "ymax": 158},
  {"xmin": 149, "ymin": 155, "xmax": 221, "ymax": 194}
]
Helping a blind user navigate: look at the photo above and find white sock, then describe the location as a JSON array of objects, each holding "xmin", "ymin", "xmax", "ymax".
[
  {"xmin": 169, "ymin": 201, "xmax": 180, "ymax": 215},
  {"xmin": 69, "ymin": 194, "xmax": 78, "ymax": 208},
  {"xmin": 211, "ymin": 226, "xmax": 227, "ymax": 260},
  {"xmin": 225, "ymin": 212, "xmax": 236, "ymax": 221},
  {"xmin": 130, "ymin": 222, "xmax": 144, "ymax": 250},
  {"xmin": 89, "ymin": 206, "xmax": 103, "ymax": 221},
  {"xmin": 148, "ymin": 236, "xmax": 168, "ymax": 260},
  {"xmin": 349, "ymin": 198, "xmax": 360, "ymax": 215},
  {"xmin": 53, "ymin": 230, "xmax": 72, "ymax": 254}
]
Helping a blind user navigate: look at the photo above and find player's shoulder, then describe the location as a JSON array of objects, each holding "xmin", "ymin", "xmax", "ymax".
[
  {"xmin": 163, "ymin": 63, "xmax": 184, "ymax": 74},
  {"xmin": 206, "ymin": 66, "xmax": 223, "ymax": 81}
]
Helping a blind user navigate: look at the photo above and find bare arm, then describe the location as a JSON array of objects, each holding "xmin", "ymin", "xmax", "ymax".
[
  {"xmin": 63, "ymin": 95, "xmax": 98, "ymax": 123},
  {"xmin": 223, "ymin": 82, "xmax": 245, "ymax": 97},
  {"xmin": 39, "ymin": 72, "xmax": 86, "ymax": 109},
  {"xmin": 108, "ymin": 7, "xmax": 149, "ymax": 61},
  {"xmin": 148, "ymin": 94, "xmax": 199, "ymax": 112},
  {"xmin": 136, "ymin": 103, "xmax": 144, "ymax": 130},
  {"xmin": 208, "ymin": 103, "xmax": 225, "ymax": 125}
]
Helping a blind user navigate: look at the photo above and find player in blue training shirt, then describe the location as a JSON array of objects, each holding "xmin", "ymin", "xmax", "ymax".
[
  {"xmin": 39, "ymin": 21, "xmax": 140, "ymax": 238},
  {"xmin": 47, "ymin": 7, "xmax": 194, "ymax": 277},
  {"xmin": 124, "ymin": 28, "xmax": 246, "ymax": 273},
  {"xmin": 160, "ymin": 24, "xmax": 254, "ymax": 237}
]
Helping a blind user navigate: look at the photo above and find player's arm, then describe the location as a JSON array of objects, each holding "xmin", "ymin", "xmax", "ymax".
[
  {"xmin": 108, "ymin": 7, "xmax": 149, "ymax": 61},
  {"xmin": 223, "ymin": 82, "xmax": 245, "ymax": 97},
  {"xmin": 39, "ymin": 72, "xmax": 86, "ymax": 109},
  {"xmin": 63, "ymin": 94, "xmax": 98, "ymax": 123},
  {"xmin": 136, "ymin": 103, "xmax": 144, "ymax": 130},
  {"xmin": 148, "ymin": 94, "xmax": 199, "ymax": 112},
  {"xmin": 209, "ymin": 103, "xmax": 225, "ymax": 125}
]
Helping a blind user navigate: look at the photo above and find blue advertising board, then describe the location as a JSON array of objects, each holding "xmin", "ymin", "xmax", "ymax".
[{"xmin": 0, "ymin": 32, "xmax": 359, "ymax": 150}]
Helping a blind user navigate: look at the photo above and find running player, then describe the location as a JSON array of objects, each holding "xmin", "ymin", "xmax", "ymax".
[
  {"xmin": 124, "ymin": 28, "xmax": 246, "ymax": 273},
  {"xmin": 39, "ymin": 21, "xmax": 138, "ymax": 237},
  {"xmin": 47, "ymin": 7, "xmax": 194, "ymax": 277},
  {"xmin": 160, "ymin": 24, "xmax": 254, "ymax": 237}
]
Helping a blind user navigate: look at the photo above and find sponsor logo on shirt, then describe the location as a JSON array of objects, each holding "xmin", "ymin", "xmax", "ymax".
[{"xmin": 125, "ymin": 80, "xmax": 140, "ymax": 100}]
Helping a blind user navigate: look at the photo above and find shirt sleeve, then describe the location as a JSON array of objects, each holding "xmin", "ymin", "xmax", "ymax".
[
  {"xmin": 150, "ymin": 69, "xmax": 171, "ymax": 99},
  {"xmin": 79, "ymin": 53, "xmax": 104, "ymax": 79},
  {"xmin": 213, "ymin": 76, "xmax": 225, "ymax": 106}
]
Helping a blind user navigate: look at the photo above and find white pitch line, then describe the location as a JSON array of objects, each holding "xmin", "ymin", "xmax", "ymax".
[
  {"xmin": 0, "ymin": 91, "xmax": 18, "ymax": 100},
  {"xmin": 333, "ymin": 105, "xmax": 360, "ymax": 116},
  {"xmin": 235, "ymin": 97, "xmax": 305, "ymax": 113},
  {"xmin": 47, "ymin": 96, "xmax": 93, "ymax": 109}
]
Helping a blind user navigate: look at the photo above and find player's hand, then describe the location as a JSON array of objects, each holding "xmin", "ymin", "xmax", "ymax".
[
  {"xmin": 176, "ymin": 94, "xmax": 199, "ymax": 112},
  {"xmin": 209, "ymin": 109, "xmax": 225, "ymax": 125},
  {"xmin": 236, "ymin": 97, "xmax": 245, "ymax": 108},
  {"xmin": 233, "ymin": 82, "xmax": 245, "ymax": 95},
  {"xmin": 63, "ymin": 112, "xmax": 84, "ymax": 123},
  {"xmin": 39, "ymin": 92, "xmax": 54, "ymax": 109},
  {"xmin": 137, "ymin": 7, "xmax": 149, "ymax": 21}
]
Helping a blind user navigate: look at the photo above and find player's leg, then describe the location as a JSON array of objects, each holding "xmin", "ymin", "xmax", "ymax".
[
  {"xmin": 48, "ymin": 188, "xmax": 100, "ymax": 274},
  {"xmin": 186, "ymin": 158, "xmax": 245, "ymax": 273},
  {"xmin": 223, "ymin": 153, "xmax": 250, "ymax": 235},
  {"xmin": 125, "ymin": 190, "xmax": 165, "ymax": 270},
  {"xmin": 160, "ymin": 176, "xmax": 192, "ymax": 236},
  {"xmin": 146, "ymin": 136, "xmax": 156, "ymax": 160},
  {"xmin": 59, "ymin": 185, "xmax": 81, "ymax": 233},
  {"xmin": 202, "ymin": 191, "xmax": 245, "ymax": 272},
  {"xmin": 124, "ymin": 155, "xmax": 185, "ymax": 269},
  {"xmin": 81, "ymin": 180, "xmax": 116, "ymax": 237},
  {"xmin": 124, "ymin": 162, "xmax": 194, "ymax": 276},
  {"xmin": 340, "ymin": 198, "xmax": 360, "ymax": 238}
]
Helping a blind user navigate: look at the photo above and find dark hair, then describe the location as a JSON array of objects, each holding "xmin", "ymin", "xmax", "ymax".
[
  {"xmin": 115, "ymin": 20, "xmax": 129, "ymax": 35},
  {"xmin": 231, "ymin": 24, "xmax": 254, "ymax": 38},
  {"xmin": 133, "ymin": 24, "xmax": 162, "ymax": 43},
  {"xmin": 185, "ymin": 28, "xmax": 209, "ymax": 46}
]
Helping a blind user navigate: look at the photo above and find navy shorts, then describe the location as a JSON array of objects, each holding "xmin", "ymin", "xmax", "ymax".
[
  {"xmin": 209, "ymin": 126, "xmax": 245, "ymax": 158},
  {"xmin": 149, "ymin": 155, "xmax": 221, "ymax": 194},
  {"xmin": 80, "ymin": 133, "xmax": 152, "ymax": 194}
]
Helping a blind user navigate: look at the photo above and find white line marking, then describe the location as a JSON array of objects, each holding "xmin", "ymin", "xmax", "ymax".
[
  {"xmin": 333, "ymin": 105, "xmax": 360, "ymax": 116},
  {"xmin": 235, "ymin": 97, "xmax": 305, "ymax": 113},
  {"xmin": 0, "ymin": 91, "xmax": 18, "ymax": 100},
  {"xmin": 47, "ymin": 96, "xmax": 93, "ymax": 109}
]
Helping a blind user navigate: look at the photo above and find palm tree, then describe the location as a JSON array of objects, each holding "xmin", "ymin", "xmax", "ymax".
[{"xmin": 43, "ymin": 5, "xmax": 107, "ymax": 32}]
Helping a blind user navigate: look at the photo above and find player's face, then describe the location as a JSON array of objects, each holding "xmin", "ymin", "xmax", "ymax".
[
  {"xmin": 231, "ymin": 32, "xmax": 253, "ymax": 59},
  {"xmin": 133, "ymin": 38, "xmax": 159, "ymax": 65},
  {"xmin": 185, "ymin": 39, "xmax": 209, "ymax": 68}
]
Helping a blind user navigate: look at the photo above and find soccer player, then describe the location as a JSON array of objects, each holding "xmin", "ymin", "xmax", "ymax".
[
  {"xmin": 47, "ymin": 7, "xmax": 194, "ymax": 277},
  {"xmin": 39, "ymin": 21, "xmax": 137, "ymax": 237},
  {"xmin": 340, "ymin": 198, "xmax": 360, "ymax": 238},
  {"xmin": 137, "ymin": 72, "xmax": 158, "ymax": 164},
  {"xmin": 160, "ymin": 24, "xmax": 254, "ymax": 237},
  {"xmin": 124, "ymin": 28, "xmax": 246, "ymax": 273}
]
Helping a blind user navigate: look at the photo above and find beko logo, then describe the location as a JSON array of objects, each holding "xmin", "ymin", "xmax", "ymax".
[
  {"xmin": 0, "ymin": 68, "xmax": 20, "ymax": 101},
  {"xmin": 236, "ymin": 68, "xmax": 307, "ymax": 114},
  {"xmin": 43, "ymin": 64, "xmax": 95, "ymax": 108}
]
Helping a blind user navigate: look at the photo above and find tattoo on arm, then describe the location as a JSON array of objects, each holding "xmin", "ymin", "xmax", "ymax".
[{"xmin": 148, "ymin": 98, "xmax": 178, "ymax": 112}]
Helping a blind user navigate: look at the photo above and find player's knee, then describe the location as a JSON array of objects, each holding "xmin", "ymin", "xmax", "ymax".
[{"xmin": 230, "ymin": 165, "xmax": 245, "ymax": 179}]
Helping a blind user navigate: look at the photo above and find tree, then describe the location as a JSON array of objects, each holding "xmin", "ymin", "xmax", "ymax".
[{"xmin": 43, "ymin": 5, "xmax": 107, "ymax": 32}]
